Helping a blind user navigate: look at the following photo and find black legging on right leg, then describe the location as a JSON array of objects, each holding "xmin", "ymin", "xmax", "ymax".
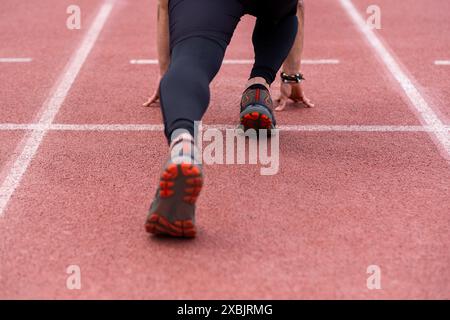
[{"xmin": 250, "ymin": 14, "xmax": 298, "ymax": 84}]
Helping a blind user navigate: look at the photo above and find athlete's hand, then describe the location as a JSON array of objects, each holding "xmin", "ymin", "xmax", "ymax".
[
  {"xmin": 275, "ymin": 82, "xmax": 314, "ymax": 111},
  {"xmin": 142, "ymin": 75, "xmax": 162, "ymax": 107}
]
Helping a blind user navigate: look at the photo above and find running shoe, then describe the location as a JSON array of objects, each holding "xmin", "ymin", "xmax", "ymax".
[
  {"xmin": 145, "ymin": 137, "xmax": 203, "ymax": 238},
  {"xmin": 239, "ymin": 84, "xmax": 276, "ymax": 133}
]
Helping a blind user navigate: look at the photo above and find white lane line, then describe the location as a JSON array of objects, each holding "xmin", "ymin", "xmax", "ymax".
[
  {"xmin": 0, "ymin": 58, "xmax": 32, "ymax": 63},
  {"xmin": 338, "ymin": 0, "xmax": 450, "ymax": 157},
  {"xmin": 277, "ymin": 125, "xmax": 445, "ymax": 132},
  {"xmin": 0, "ymin": 2, "xmax": 114, "ymax": 217},
  {"xmin": 50, "ymin": 124, "xmax": 165, "ymax": 131},
  {"xmin": 130, "ymin": 59, "xmax": 158, "ymax": 64},
  {"xmin": 434, "ymin": 60, "xmax": 450, "ymax": 66},
  {"xmin": 129, "ymin": 59, "xmax": 340, "ymax": 65},
  {"xmin": 0, "ymin": 123, "xmax": 449, "ymax": 132}
]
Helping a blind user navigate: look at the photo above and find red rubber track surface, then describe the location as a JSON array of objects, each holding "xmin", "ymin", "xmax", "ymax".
[
  {"xmin": 0, "ymin": 0, "xmax": 449, "ymax": 299},
  {"xmin": 0, "ymin": 0, "xmax": 102, "ymax": 123},
  {"xmin": 353, "ymin": 0, "xmax": 450, "ymax": 122},
  {"xmin": 0, "ymin": 133, "xmax": 24, "ymax": 179}
]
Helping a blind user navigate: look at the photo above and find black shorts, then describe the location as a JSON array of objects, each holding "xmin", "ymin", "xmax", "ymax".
[{"xmin": 168, "ymin": 0, "xmax": 299, "ymax": 50}]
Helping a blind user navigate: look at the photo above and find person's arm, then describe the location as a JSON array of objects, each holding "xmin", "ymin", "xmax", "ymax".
[
  {"xmin": 282, "ymin": 0, "xmax": 305, "ymax": 74},
  {"xmin": 276, "ymin": 0, "xmax": 314, "ymax": 111},
  {"xmin": 143, "ymin": 0, "xmax": 170, "ymax": 107},
  {"xmin": 156, "ymin": 0, "xmax": 170, "ymax": 74}
]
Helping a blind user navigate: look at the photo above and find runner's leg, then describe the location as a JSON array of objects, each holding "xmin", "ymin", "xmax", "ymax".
[{"xmin": 160, "ymin": 0, "xmax": 244, "ymax": 142}]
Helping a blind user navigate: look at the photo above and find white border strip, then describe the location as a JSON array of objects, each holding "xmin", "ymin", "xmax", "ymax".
[
  {"xmin": 130, "ymin": 59, "xmax": 340, "ymax": 65},
  {"xmin": 0, "ymin": 2, "xmax": 114, "ymax": 217},
  {"xmin": 0, "ymin": 58, "xmax": 32, "ymax": 63},
  {"xmin": 338, "ymin": 0, "xmax": 450, "ymax": 156},
  {"xmin": 435, "ymin": 60, "xmax": 450, "ymax": 66},
  {"xmin": 0, "ymin": 123, "xmax": 448, "ymax": 132}
]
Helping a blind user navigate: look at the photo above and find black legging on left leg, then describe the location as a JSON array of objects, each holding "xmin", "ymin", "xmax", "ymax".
[{"xmin": 159, "ymin": 37, "xmax": 226, "ymax": 140}]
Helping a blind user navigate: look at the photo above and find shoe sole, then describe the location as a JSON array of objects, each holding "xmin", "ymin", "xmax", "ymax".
[
  {"xmin": 240, "ymin": 105, "xmax": 275, "ymax": 132},
  {"xmin": 145, "ymin": 162, "xmax": 203, "ymax": 238}
]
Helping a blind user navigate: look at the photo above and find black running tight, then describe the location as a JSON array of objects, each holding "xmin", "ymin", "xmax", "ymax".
[{"xmin": 159, "ymin": 0, "xmax": 299, "ymax": 141}]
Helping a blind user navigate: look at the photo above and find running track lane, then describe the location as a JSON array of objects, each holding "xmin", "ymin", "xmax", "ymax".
[
  {"xmin": 0, "ymin": 0, "xmax": 103, "ymax": 123},
  {"xmin": 54, "ymin": 0, "xmax": 421, "ymax": 127},
  {"xmin": 353, "ymin": 0, "xmax": 450, "ymax": 122},
  {"xmin": 0, "ymin": 0, "xmax": 449, "ymax": 299},
  {"xmin": 0, "ymin": 131, "xmax": 449, "ymax": 299},
  {"xmin": 0, "ymin": 0, "xmax": 103, "ymax": 186}
]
